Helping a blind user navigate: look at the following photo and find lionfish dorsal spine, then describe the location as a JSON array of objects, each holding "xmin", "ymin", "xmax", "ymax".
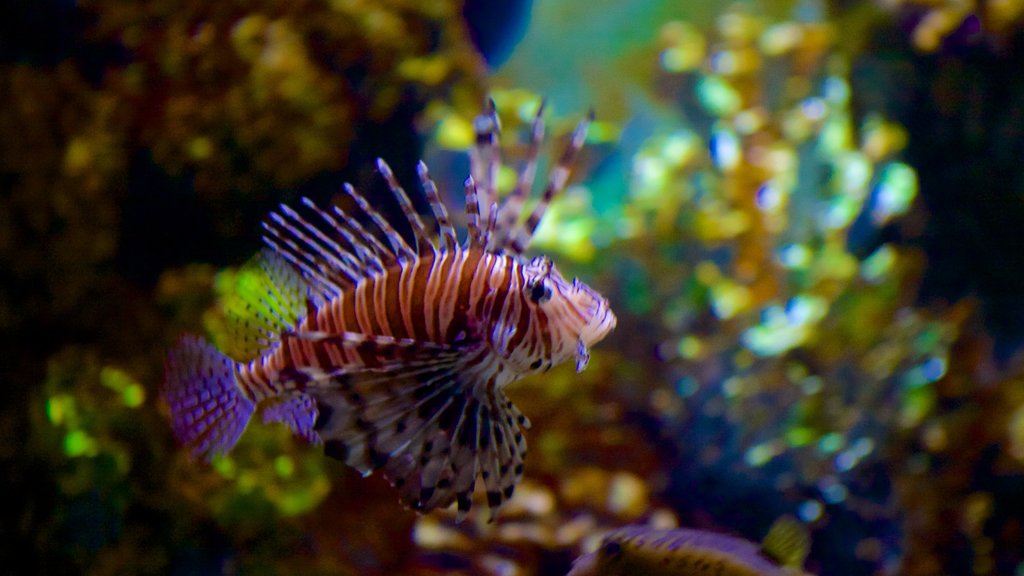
[
  {"xmin": 262, "ymin": 214, "xmax": 347, "ymax": 298},
  {"xmin": 416, "ymin": 161, "xmax": 458, "ymax": 250},
  {"xmin": 469, "ymin": 101, "xmax": 502, "ymax": 231},
  {"xmin": 463, "ymin": 175, "xmax": 484, "ymax": 248},
  {"xmin": 298, "ymin": 197, "xmax": 384, "ymax": 274},
  {"xmin": 325, "ymin": 200, "xmax": 390, "ymax": 272},
  {"xmin": 276, "ymin": 203, "xmax": 363, "ymax": 282},
  {"xmin": 483, "ymin": 201, "xmax": 498, "ymax": 245},
  {"xmin": 262, "ymin": 192, "xmax": 410, "ymax": 297},
  {"xmin": 493, "ymin": 99, "xmax": 546, "ymax": 251},
  {"xmin": 341, "ymin": 182, "xmax": 417, "ymax": 264},
  {"xmin": 510, "ymin": 108, "xmax": 593, "ymax": 254},
  {"xmin": 376, "ymin": 158, "xmax": 434, "ymax": 255}
]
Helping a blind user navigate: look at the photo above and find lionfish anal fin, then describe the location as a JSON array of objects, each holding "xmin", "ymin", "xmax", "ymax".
[{"xmin": 261, "ymin": 393, "xmax": 320, "ymax": 445}]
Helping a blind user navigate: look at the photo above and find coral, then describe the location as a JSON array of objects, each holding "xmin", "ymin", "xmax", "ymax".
[
  {"xmin": 869, "ymin": 0, "xmax": 1024, "ymax": 53},
  {"xmin": 80, "ymin": 0, "xmax": 485, "ymax": 194},
  {"xmin": 0, "ymin": 63, "xmax": 127, "ymax": 337},
  {"xmin": 597, "ymin": 9, "xmax": 937, "ymax": 572}
]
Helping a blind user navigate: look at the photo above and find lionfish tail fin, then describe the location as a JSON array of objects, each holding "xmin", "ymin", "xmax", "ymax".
[{"xmin": 163, "ymin": 336, "xmax": 255, "ymax": 461}]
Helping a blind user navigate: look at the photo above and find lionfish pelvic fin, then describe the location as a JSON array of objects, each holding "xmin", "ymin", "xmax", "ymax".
[{"xmin": 575, "ymin": 338, "xmax": 591, "ymax": 373}]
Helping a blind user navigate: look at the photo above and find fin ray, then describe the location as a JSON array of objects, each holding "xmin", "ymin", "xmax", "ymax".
[
  {"xmin": 377, "ymin": 159, "xmax": 433, "ymax": 254},
  {"xmin": 469, "ymin": 100, "xmax": 501, "ymax": 248},
  {"xmin": 342, "ymin": 182, "xmax": 417, "ymax": 263},
  {"xmin": 307, "ymin": 345, "xmax": 528, "ymax": 519},
  {"xmin": 417, "ymin": 161, "xmax": 458, "ymax": 249},
  {"xmin": 507, "ymin": 110, "xmax": 592, "ymax": 254},
  {"xmin": 494, "ymin": 100, "xmax": 545, "ymax": 249}
]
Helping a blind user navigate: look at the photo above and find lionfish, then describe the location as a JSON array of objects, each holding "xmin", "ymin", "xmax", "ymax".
[
  {"xmin": 566, "ymin": 516, "xmax": 812, "ymax": 576},
  {"xmin": 163, "ymin": 103, "xmax": 616, "ymax": 520}
]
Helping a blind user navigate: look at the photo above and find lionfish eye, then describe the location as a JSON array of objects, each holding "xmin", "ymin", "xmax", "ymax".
[{"xmin": 528, "ymin": 280, "xmax": 552, "ymax": 304}]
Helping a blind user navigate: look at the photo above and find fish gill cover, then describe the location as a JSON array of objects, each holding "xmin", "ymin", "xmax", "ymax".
[{"xmin": 8, "ymin": 0, "xmax": 1024, "ymax": 575}]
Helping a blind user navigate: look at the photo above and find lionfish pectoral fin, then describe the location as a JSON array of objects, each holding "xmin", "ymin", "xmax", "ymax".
[
  {"xmin": 261, "ymin": 393, "xmax": 321, "ymax": 445},
  {"xmin": 576, "ymin": 339, "xmax": 591, "ymax": 373},
  {"xmin": 308, "ymin": 347, "xmax": 529, "ymax": 521},
  {"xmin": 380, "ymin": 381, "xmax": 530, "ymax": 523}
]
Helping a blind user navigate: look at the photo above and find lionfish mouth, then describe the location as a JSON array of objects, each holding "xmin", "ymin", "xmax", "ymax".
[
  {"xmin": 582, "ymin": 294, "xmax": 617, "ymax": 341},
  {"xmin": 590, "ymin": 301, "xmax": 617, "ymax": 340}
]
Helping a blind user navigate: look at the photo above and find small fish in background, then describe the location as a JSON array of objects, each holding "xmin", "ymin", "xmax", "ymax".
[
  {"xmin": 162, "ymin": 101, "xmax": 616, "ymax": 521},
  {"xmin": 567, "ymin": 515, "xmax": 813, "ymax": 576}
]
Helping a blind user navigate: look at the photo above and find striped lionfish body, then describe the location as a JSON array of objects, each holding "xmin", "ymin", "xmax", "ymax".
[{"xmin": 163, "ymin": 103, "xmax": 616, "ymax": 520}]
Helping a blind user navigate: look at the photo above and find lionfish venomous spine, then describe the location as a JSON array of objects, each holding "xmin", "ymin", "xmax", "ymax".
[{"xmin": 163, "ymin": 102, "xmax": 617, "ymax": 520}]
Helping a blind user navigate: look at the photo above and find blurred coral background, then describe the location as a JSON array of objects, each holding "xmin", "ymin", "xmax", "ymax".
[{"xmin": 5, "ymin": 1, "xmax": 1024, "ymax": 574}]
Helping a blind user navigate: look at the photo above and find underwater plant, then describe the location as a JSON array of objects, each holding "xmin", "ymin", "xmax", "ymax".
[
  {"xmin": 78, "ymin": 0, "xmax": 486, "ymax": 193},
  {"xmin": 614, "ymin": 9, "xmax": 942, "ymax": 573}
]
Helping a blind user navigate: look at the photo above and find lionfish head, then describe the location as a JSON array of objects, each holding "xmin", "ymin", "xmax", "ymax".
[{"xmin": 518, "ymin": 256, "xmax": 616, "ymax": 374}]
